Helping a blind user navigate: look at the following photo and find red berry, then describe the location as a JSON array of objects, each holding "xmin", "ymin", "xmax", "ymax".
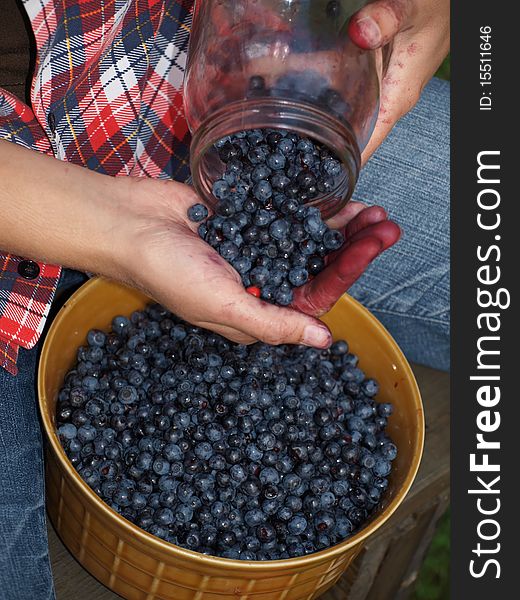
[{"xmin": 246, "ymin": 286, "xmax": 261, "ymax": 298}]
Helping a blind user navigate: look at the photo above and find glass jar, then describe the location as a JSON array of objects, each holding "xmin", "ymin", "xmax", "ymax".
[{"xmin": 184, "ymin": 0, "xmax": 381, "ymax": 218}]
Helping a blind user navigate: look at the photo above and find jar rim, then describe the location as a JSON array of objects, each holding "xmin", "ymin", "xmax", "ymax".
[{"xmin": 189, "ymin": 97, "xmax": 361, "ymax": 219}]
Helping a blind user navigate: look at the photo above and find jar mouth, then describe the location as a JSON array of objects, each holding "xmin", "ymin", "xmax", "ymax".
[{"xmin": 189, "ymin": 98, "xmax": 361, "ymax": 219}]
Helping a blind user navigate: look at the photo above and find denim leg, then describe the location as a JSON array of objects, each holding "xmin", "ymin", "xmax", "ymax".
[
  {"xmin": 0, "ymin": 344, "xmax": 55, "ymax": 600},
  {"xmin": 0, "ymin": 269, "xmax": 87, "ymax": 600},
  {"xmin": 349, "ymin": 77, "xmax": 450, "ymax": 372}
]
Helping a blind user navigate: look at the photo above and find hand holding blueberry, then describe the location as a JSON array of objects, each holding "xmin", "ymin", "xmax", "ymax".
[{"xmin": 117, "ymin": 171, "xmax": 398, "ymax": 350}]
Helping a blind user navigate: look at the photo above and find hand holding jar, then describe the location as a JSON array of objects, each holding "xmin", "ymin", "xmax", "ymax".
[{"xmin": 184, "ymin": 0, "xmax": 382, "ymax": 217}]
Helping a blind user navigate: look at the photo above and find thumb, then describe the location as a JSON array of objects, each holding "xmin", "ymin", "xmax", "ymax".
[
  {"xmin": 217, "ymin": 290, "xmax": 333, "ymax": 349},
  {"xmin": 348, "ymin": 0, "xmax": 413, "ymax": 50}
]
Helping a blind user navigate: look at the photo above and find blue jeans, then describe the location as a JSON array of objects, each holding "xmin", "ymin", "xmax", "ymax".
[
  {"xmin": 351, "ymin": 77, "xmax": 450, "ymax": 372},
  {"xmin": 0, "ymin": 78, "xmax": 449, "ymax": 598}
]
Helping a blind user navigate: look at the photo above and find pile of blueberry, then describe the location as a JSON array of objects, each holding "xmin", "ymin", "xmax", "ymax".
[
  {"xmin": 56, "ymin": 305, "xmax": 397, "ymax": 560},
  {"xmin": 187, "ymin": 127, "xmax": 346, "ymax": 306}
]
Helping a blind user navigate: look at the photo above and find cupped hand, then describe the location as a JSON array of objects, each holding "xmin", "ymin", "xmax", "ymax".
[
  {"xmin": 348, "ymin": 0, "xmax": 450, "ymax": 162},
  {"xmin": 116, "ymin": 177, "xmax": 400, "ymax": 349}
]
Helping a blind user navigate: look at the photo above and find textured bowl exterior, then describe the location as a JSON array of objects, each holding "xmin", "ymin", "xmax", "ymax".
[{"xmin": 39, "ymin": 278, "xmax": 424, "ymax": 600}]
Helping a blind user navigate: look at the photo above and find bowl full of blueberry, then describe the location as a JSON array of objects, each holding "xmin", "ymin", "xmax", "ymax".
[{"xmin": 38, "ymin": 278, "xmax": 423, "ymax": 600}]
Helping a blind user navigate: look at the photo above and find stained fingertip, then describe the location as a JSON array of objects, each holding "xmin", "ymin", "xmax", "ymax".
[
  {"xmin": 345, "ymin": 205, "xmax": 388, "ymax": 239},
  {"xmin": 375, "ymin": 220, "xmax": 401, "ymax": 250},
  {"xmin": 347, "ymin": 16, "xmax": 382, "ymax": 50},
  {"xmin": 302, "ymin": 324, "xmax": 333, "ymax": 348}
]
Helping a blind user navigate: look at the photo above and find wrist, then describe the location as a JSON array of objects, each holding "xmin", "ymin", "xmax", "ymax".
[{"xmin": 81, "ymin": 174, "xmax": 137, "ymax": 283}]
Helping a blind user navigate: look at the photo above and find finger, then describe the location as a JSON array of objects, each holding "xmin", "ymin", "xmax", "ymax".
[
  {"xmin": 293, "ymin": 237, "xmax": 383, "ymax": 317},
  {"xmin": 347, "ymin": 219, "xmax": 401, "ymax": 252},
  {"xmin": 324, "ymin": 208, "xmax": 392, "ymax": 266},
  {"xmin": 154, "ymin": 180, "xmax": 214, "ymax": 233},
  {"xmin": 344, "ymin": 205, "xmax": 388, "ymax": 240},
  {"xmin": 348, "ymin": 0, "xmax": 413, "ymax": 50},
  {"xmin": 196, "ymin": 321, "xmax": 258, "ymax": 346},
  {"xmin": 325, "ymin": 201, "xmax": 367, "ymax": 229},
  {"xmin": 294, "ymin": 221, "xmax": 401, "ymax": 316},
  {"xmin": 214, "ymin": 291, "xmax": 333, "ymax": 348}
]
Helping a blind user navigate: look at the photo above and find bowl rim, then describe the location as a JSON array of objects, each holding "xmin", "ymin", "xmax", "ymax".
[{"xmin": 38, "ymin": 277, "xmax": 424, "ymax": 571}]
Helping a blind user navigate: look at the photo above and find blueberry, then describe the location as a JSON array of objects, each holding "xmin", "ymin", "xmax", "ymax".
[
  {"xmin": 176, "ymin": 504, "xmax": 194, "ymax": 524},
  {"xmin": 253, "ymin": 180, "xmax": 273, "ymax": 203},
  {"xmin": 256, "ymin": 524, "xmax": 276, "ymax": 543},
  {"xmin": 112, "ymin": 315, "xmax": 130, "ymax": 334},
  {"xmin": 307, "ymin": 255, "xmax": 325, "ymax": 275},
  {"xmin": 77, "ymin": 425, "xmax": 96, "ymax": 444},
  {"xmin": 265, "ymin": 131, "xmax": 282, "ymax": 148},
  {"xmin": 256, "ymin": 210, "xmax": 277, "ymax": 228},
  {"xmin": 221, "ymin": 219, "xmax": 240, "ymax": 239},
  {"xmin": 251, "ymin": 165, "xmax": 272, "ymax": 182},
  {"xmin": 249, "ymin": 266, "xmax": 270, "ymax": 287},
  {"xmin": 216, "ymin": 199, "xmax": 235, "ymax": 217},
  {"xmin": 288, "ymin": 515, "xmax": 308, "ymax": 535},
  {"xmin": 218, "ymin": 142, "xmax": 242, "ymax": 163},
  {"xmin": 318, "ymin": 175, "xmax": 336, "ymax": 194},
  {"xmin": 288, "ymin": 267, "xmax": 309, "ymax": 287},
  {"xmin": 277, "ymin": 137, "xmax": 294, "ymax": 155},
  {"xmin": 331, "ymin": 340, "xmax": 348, "ymax": 355},
  {"xmin": 244, "ymin": 509, "xmax": 265, "ymax": 527},
  {"xmin": 118, "ymin": 386, "xmax": 138, "ymax": 405},
  {"xmin": 82, "ymin": 375, "xmax": 99, "ymax": 392},
  {"xmin": 87, "ymin": 329, "xmax": 106, "ymax": 348},
  {"xmin": 296, "ymin": 170, "xmax": 317, "ymax": 191},
  {"xmin": 380, "ymin": 442, "xmax": 397, "ymax": 461},
  {"xmin": 304, "ymin": 213, "xmax": 326, "ymax": 239},
  {"xmin": 219, "ymin": 241, "xmax": 240, "ymax": 261},
  {"xmin": 280, "ymin": 198, "xmax": 299, "ymax": 215},
  {"xmin": 374, "ymin": 459, "xmax": 392, "ymax": 477},
  {"xmin": 152, "ymin": 458, "xmax": 170, "ymax": 476},
  {"xmin": 187, "ymin": 203, "xmax": 209, "ymax": 222},
  {"xmin": 271, "ymin": 173, "xmax": 291, "ymax": 191},
  {"xmin": 321, "ymin": 158, "xmax": 342, "ymax": 177},
  {"xmin": 58, "ymin": 423, "xmax": 77, "ymax": 441},
  {"xmin": 326, "ymin": 0, "xmax": 342, "ymax": 19},
  {"xmin": 232, "ymin": 256, "xmax": 252, "ymax": 275},
  {"xmin": 323, "ymin": 229, "xmax": 344, "ymax": 250},
  {"xmin": 266, "ymin": 152, "xmax": 286, "ymax": 170},
  {"xmin": 269, "ymin": 219, "xmax": 290, "ymax": 240},
  {"xmin": 248, "ymin": 146, "xmax": 268, "ymax": 165},
  {"xmin": 296, "ymin": 138, "xmax": 314, "ymax": 153},
  {"xmin": 249, "ymin": 75, "xmax": 266, "ymax": 92}
]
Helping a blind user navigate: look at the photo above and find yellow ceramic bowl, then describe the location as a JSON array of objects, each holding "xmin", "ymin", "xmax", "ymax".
[{"xmin": 38, "ymin": 278, "xmax": 424, "ymax": 600}]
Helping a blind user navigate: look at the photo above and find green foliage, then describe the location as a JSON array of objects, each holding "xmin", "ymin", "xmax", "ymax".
[
  {"xmin": 436, "ymin": 55, "xmax": 451, "ymax": 81},
  {"xmin": 412, "ymin": 510, "xmax": 450, "ymax": 600}
]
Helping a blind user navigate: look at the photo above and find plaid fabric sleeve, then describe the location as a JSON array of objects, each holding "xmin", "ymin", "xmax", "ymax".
[{"xmin": 0, "ymin": 89, "xmax": 61, "ymax": 375}]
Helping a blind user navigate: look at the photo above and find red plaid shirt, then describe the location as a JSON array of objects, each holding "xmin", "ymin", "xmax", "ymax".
[{"xmin": 0, "ymin": 0, "xmax": 192, "ymax": 374}]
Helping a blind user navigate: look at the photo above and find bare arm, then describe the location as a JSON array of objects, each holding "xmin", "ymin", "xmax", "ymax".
[
  {"xmin": 0, "ymin": 140, "xmax": 125, "ymax": 277},
  {"xmin": 0, "ymin": 140, "xmax": 399, "ymax": 347}
]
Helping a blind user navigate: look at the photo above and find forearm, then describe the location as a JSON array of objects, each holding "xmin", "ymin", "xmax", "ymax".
[{"xmin": 0, "ymin": 140, "xmax": 126, "ymax": 277}]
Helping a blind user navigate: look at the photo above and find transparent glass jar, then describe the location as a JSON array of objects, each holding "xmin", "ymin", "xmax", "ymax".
[{"xmin": 184, "ymin": 0, "xmax": 381, "ymax": 218}]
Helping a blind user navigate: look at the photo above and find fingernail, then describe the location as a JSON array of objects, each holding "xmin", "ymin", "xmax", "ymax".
[
  {"xmin": 303, "ymin": 325, "xmax": 332, "ymax": 348},
  {"xmin": 354, "ymin": 16, "xmax": 382, "ymax": 48}
]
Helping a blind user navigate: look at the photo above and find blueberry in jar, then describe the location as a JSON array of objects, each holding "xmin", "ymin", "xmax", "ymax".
[{"xmin": 188, "ymin": 128, "xmax": 349, "ymax": 305}]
